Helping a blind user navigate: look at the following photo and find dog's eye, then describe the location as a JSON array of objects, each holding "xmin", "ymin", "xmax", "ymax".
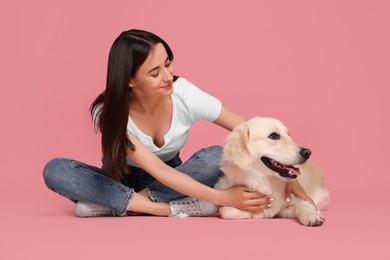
[{"xmin": 268, "ymin": 132, "xmax": 280, "ymax": 140}]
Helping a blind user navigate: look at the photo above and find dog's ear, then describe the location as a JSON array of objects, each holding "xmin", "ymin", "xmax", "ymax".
[{"xmin": 223, "ymin": 123, "xmax": 252, "ymax": 170}]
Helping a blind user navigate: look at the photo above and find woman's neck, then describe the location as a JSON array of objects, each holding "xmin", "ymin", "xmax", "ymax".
[{"xmin": 129, "ymin": 92, "xmax": 170, "ymax": 116}]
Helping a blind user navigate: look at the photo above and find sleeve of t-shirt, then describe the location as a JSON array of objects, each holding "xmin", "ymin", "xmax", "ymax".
[{"xmin": 178, "ymin": 77, "xmax": 222, "ymax": 122}]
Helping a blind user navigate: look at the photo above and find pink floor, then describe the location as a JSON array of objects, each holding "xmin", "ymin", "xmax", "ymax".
[{"xmin": 2, "ymin": 194, "xmax": 389, "ymax": 259}]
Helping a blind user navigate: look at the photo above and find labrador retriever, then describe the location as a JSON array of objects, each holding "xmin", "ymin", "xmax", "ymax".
[{"xmin": 215, "ymin": 117, "xmax": 329, "ymax": 226}]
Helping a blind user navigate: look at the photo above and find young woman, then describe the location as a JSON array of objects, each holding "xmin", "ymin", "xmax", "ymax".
[{"xmin": 43, "ymin": 29, "xmax": 314, "ymax": 217}]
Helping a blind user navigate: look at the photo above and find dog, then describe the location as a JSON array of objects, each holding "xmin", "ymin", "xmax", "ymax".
[{"xmin": 215, "ymin": 117, "xmax": 329, "ymax": 226}]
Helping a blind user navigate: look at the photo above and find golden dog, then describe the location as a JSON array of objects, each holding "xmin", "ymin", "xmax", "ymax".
[{"xmin": 215, "ymin": 117, "xmax": 329, "ymax": 226}]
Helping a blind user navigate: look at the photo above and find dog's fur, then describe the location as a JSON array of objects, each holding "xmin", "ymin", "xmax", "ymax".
[{"xmin": 215, "ymin": 117, "xmax": 329, "ymax": 226}]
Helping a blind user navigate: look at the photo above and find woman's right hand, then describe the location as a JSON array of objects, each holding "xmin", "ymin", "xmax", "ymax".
[{"xmin": 217, "ymin": 186, "xmax": 272, "ymax": 212}]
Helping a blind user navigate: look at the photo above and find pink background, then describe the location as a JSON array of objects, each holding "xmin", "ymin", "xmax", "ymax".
[{"xmin": 1, "ymin": 0, "xmax": 389, "ymax": 259}]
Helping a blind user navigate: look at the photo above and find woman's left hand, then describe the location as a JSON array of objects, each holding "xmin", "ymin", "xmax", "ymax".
[{"xmin": 285, "ymin": 180, "xmax": 319, "ymax": 211}]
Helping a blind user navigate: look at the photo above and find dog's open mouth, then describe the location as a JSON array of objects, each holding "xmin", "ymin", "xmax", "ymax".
[{"xmin": 261, "ymin": 157, "xmax": 300, "ymax": 180}]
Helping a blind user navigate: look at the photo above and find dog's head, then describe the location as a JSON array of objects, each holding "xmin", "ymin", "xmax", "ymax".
[{"xmin": 222, "ymin": 117, "xmax": 311, "ymax": 181}]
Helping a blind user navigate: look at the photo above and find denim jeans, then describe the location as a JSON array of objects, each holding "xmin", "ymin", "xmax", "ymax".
[{"xmin": 43, "ymin": 145, "xmax": 223, "ymax": 215}]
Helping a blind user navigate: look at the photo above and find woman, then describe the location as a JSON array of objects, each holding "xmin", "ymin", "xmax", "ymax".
[{"xmin": 43, "ymin": 29, "xmax": 314, "ymax": 217}]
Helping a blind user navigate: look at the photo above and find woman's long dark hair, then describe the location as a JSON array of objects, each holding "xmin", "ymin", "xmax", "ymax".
[{"xmin": 90, "ymin": 29, "xmax": 174, "ymax": 181}]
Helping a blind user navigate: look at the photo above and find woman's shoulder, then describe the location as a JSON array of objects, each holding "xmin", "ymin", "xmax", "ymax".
[
  {"xmin": 172, "ymin": 76, "xmax": 197, "ymax": 92},
  {"xmin": 173, "ymin": 76, "xmax": 189, "ymax": 85},
  {"xmin": 172, "ymin": 76, "xmax": 187, "ymax": 101}
]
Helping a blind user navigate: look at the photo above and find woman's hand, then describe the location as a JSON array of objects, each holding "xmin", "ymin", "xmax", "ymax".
[
  {"xmin": 285, "ymin": 180, "xmax": 319, "ymax": 211},
  {"xmin": 217, "ymin": 186, "xmax": 272, "ymax": 212}
]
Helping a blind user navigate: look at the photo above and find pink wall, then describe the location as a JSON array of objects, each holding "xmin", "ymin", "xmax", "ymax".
[
  {"xmin": 1, "ymin": 0, "xmax": 389, "ymax": 258},
  {"xmin": 2, "ymin": 0, "xmax": 389, "ymax": 214}
]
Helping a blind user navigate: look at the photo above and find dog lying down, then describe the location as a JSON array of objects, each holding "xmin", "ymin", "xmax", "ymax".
[{"xmin": 215, "ymin": 117, "xmax": 330, "ymax": 227}]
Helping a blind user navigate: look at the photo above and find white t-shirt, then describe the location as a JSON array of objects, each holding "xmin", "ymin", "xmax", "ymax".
[{"xmin": 126, "ymin": 77, "xmax": 222, "ymax": 167}]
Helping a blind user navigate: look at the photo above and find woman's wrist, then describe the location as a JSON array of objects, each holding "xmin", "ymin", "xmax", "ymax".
[{"xmin": 210, "ymin": 188, "xmax": 226, "ymax": 206}]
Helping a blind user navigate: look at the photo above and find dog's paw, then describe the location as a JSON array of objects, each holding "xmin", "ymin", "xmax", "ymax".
[
  {"xmin": 219, "ymin": 206, "xmax": 253, "ymax": 219},
  {"xmin": 298, "ymin": 211, "xmax": 325, "ymax": 227}
]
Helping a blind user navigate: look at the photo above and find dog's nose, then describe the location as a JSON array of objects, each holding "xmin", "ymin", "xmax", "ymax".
[{"xmin": 300, "ymin": 148, "xmax": 312, "ymax": 160}]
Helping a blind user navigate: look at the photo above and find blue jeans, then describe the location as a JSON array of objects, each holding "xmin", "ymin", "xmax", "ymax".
[{"xmin": 43, "ymin": 145, "xmax": 223, "ymax": 215}]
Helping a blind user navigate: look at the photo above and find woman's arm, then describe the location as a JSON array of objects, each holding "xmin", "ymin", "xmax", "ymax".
[
  {"xmin": 212, "ymin": 105, "xmax": 246, "ymax": 131},
  {"xmin": 127, "ymin": 133, "xmax": 268, "ymax": 212}
]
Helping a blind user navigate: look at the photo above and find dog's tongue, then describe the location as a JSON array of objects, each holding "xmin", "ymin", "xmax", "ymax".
[
  {"xmin": 284, "ymin": 165, "xmax": 301, "ymax": 176},
  {"xmin": 270, "ymin": 159, "xmax": 301, "ymax": 176}
]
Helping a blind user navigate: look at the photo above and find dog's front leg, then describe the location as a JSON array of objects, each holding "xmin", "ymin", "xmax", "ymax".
[
  {"xmin": 294, "ymin": 199, "xmax": 325, "ymax": 227},
  {"xmin": 219, "ymin": 206, "xmax": 253, "ymax": 219}
]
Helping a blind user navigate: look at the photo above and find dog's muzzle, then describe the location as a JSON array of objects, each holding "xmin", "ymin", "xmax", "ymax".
[
  {"xmin": 260, "ymin": 148, "xmax": 311, "ymax": 180},
  {"xmin": 260, "ymin": 157, "xmax": 300, "ymax": 180}
]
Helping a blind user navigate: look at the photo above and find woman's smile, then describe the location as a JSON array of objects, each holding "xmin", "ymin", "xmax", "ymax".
[{"xmin": 161, "ymin": 82, "xmax": 172, "ymax": 89}]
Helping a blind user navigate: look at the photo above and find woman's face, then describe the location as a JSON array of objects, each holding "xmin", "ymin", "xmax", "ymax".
[{"xmin": 129, "ymin": 43, "xmax": 174, "ymax": 97}]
